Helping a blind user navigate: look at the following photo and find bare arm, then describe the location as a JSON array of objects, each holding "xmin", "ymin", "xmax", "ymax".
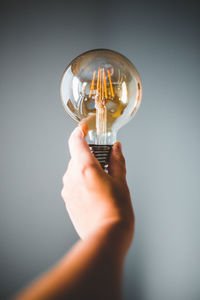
[{"xmin": 14, "ymin": 125, "xmax": 134, "ymax": 300}]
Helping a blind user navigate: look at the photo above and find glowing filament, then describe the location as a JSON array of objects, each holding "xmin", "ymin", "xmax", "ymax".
[
  {"xmin": 89, "ymin": 70, "xmax": 96, "ymax": 98},
  {"xmin": 88, "ymin": 67, "xmax": 115, "ymax": 143},
  {"xmin": 89, "ymin": 68, "xmax": 114, "ymax": 101}
]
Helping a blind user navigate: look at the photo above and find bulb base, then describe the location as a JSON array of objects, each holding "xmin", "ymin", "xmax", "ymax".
[{"xmin": 89, "ymin": 144, "xmax": 113, "ymax": 171}]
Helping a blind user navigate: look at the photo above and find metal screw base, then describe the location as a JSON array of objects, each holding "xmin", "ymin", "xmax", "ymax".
[{"xmin": 89, "ymin": 144, "xmax": 113, "ymax": 171}]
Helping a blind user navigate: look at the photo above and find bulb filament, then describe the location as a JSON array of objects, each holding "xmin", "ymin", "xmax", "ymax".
[
  {"xmin": 88, "ymin": 68, "xmax": 115, "ymax": 144},
  {"xmin": 89, "ymin": 68, "xmax": 114, "ymax": 100}
]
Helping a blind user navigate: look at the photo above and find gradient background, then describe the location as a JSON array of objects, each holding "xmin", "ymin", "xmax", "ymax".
[{"xmin": 1, "ymin": 0, "xmax": 199, "ymax": 299}]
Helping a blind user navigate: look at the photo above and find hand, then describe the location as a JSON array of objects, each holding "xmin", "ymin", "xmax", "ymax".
[
  {"xmin": 61, "ymin": 125, "xmax": 134, "ymax": 251},
  {"xmin": 14, "ymin": 125, "xmax": 135, "ymax": 300}
]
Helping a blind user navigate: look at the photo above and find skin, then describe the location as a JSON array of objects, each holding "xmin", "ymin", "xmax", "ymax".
[{"xmin": 14, "ymin": 125, "xmax": 135, "ymax": 300}]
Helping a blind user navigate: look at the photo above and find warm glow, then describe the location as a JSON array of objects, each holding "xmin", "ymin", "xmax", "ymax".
[{"xmin": 89, "ymin": 68, "xmax": 115, "ymax": 101}]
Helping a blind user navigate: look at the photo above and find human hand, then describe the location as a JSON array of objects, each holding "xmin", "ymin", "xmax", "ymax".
[
  {"xmin": 13, "ymin": 125, "xmax": 135, "ymax": 300},
  {"xmin": 61, "ymin": 125, "xmax": 134, "ymax": 251}
]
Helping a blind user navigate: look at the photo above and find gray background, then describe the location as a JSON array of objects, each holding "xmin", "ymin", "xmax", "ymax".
[{"xmin": 1, "ymin": 0, "xmax": 199, "ymax": 299}]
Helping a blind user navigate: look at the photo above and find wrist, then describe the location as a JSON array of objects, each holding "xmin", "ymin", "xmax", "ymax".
[{"xmin": 85, "ymin": 219, "xmax": 134, "ymax": 261}]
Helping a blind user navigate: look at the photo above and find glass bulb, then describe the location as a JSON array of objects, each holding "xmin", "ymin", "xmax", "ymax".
[{"xmin": 60, "ymin": 49, "xmax": 142, "ymax": 146}]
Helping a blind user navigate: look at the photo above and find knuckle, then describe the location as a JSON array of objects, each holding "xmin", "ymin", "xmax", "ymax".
[
  {"xmin": 80, "ymin": 162, "xmax": 99, "ymax": 178},
  {"xmin": 61, "ymin": 188, "xmax": 65, "ymax": 200}
]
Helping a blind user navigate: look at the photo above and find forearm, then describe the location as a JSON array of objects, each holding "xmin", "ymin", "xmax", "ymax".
[{"xmin": 14, "ymin": 222, "xmax": 126, "ymax": 300}]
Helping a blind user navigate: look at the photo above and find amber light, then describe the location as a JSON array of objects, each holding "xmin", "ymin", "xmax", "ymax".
[
  {"xmin": 60, "ymin": 48, "xmax": 142, "ymax": 149},
  {"xmin": 89, "ymin": 68, "xmax": 114, "ymax": 103}
]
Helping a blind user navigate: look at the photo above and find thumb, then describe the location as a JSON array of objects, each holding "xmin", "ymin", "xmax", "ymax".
[
  {"xmin": 109, "ymin": 142, "xmax": 126, "ymax": 181},
  {"xmin": 68, "ymin": 125, "xmax": 96, "ymax": 166}
]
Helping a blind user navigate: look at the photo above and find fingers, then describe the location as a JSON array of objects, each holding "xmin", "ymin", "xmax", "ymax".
[
  {"xmin": 109, "ymin": 142, "xmax": 126, "ymax": 181},
  {"xmin": 68, "ymin": 125, "xmax": 97, "ymax": 166},
  {"xmin": 79, "ymin": 123, "xmax": 88, "ymax": 137}
]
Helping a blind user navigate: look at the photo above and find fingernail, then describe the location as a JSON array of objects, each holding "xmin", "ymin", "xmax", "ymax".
[
  {"xmin": 113, "ymin": 142, "xmax": 122, "ymax": 152},
  {"xmin": 78, "ymin": 127, "xmax": 85, "ymax": 138},
  {"xmin": 78, "ymin": 123, "xmax": 88, "ymax": 137}
]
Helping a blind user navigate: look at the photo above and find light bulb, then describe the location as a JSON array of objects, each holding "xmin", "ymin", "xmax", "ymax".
[{"xmin": 60, "ymin": 49, "xmax": 142, "ymax": 170}]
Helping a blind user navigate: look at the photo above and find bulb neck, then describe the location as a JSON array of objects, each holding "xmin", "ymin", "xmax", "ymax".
[
  {"xmin": 86, "ymin": 130, "xmax": 117, "ymax": 145},
  {"xmin": 89, "ymin": 144, "xmax": 112, "ymax": 172}
]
